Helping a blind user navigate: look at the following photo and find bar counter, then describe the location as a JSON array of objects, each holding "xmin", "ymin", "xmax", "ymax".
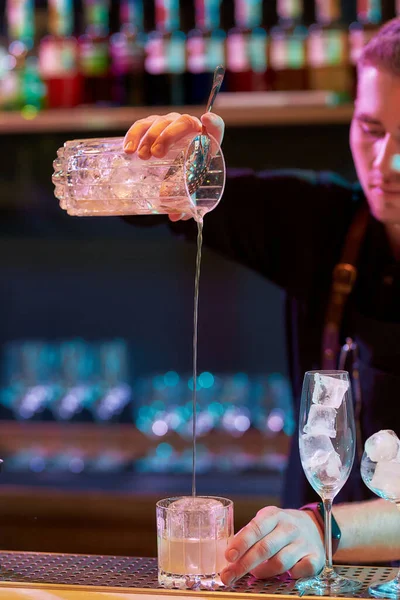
[{"xmin": 0, "ymin": 552, "xmax": 395, "ymax": 600}]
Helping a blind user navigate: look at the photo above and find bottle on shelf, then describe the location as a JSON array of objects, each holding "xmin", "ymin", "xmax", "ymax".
[
  {"xmin": 248, "ymin": 19, "xmax": 270, "ymax": 91},
  {"xmin": 225, "ymin": 0, "xmax": 254, "ymax": 92},
  {"xmin": 4, "ymin": 0, "xmax": 43, "ymax": 110},
  {"xmin": 314, "ymin": 0, "xmax": 341, "ymax": 24},
  {"xmin": 79, "ymin": 0, "xmax": 112, "ymax": 105},
  {"xmin": 109, "ymin": 0, "xmax": 145, "ymax": 106},
  {"xmin": 269, "ymin": 0, "xmax": 309, "ymax": 91},
  {"xmin": 357, "ymin": 0, "xmax": 382, "ymax": 24},
  {"xmin": 308, "ymin": 1, "xmax": 353, "ymax": 102},
  {"xmin": 38, "ymin": 0, "xmax": 82, "ymax": 108},
  {"xmin": 186, "ymin": 0, "xmax": 225, "ymax": 105},
  {"xmin": 348, "ymin": 0, "xmax": 384, "ymax": 97},
  {"xmin": 143, "ymin": 1, "xmax": 172, "ymax": 105}
]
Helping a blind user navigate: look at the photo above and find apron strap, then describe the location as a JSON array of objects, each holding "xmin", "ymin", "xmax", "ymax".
[{"xmin": 321, "ymin": 204, "xmax": 370, "ymax": 369}]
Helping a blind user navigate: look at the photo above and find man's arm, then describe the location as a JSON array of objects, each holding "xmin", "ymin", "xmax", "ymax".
[
  {"xmin": 122, "ymin": 112, "xmax": 358, "ymax": 296},
  {"xmin": 334, "ymin": 499, "xmax": 400, "ymax": 563},
  {"xmin": 128, "ymin": 167, "xmax": 357, "ymax": 297}
]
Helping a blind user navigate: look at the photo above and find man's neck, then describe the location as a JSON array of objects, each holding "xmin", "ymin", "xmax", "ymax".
[{"xmin": 385, "ymin": 224, "xmax": 400, "ymax": 261}]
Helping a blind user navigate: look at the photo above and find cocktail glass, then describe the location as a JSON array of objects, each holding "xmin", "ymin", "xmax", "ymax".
[
  {"xmin": 361, "ymin": 429, "xmax": 400, "ymax": 598},
  {"xmin": 156, "ymin": 495, "xmax": 233, "ymax": 589}
]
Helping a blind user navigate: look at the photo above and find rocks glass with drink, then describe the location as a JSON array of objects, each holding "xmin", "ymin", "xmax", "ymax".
[
  {"xmin": 156, "ymin": 496, "xmax": 233, "ymax": 589},
  {"xmin": 361, "ymin": 429, "xmax": 400, "ymax": 598},
  {"xmin": 297, "ymin": 370, "xmax": 362, "ymax": 594}
]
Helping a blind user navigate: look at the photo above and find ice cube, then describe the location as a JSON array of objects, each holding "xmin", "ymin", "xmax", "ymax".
[
  {"xmin": 169, "ymin": 497, "xmax": 224, "ymax": 513},
  {"xmin": 303, "ymin": 404, "xmax": 337, "ymax": 438},
  {"xmin": 312, "ymin": 373, "xmax": 349, "ymax": 408},
  {"xmin": 311, "ymin": 453, "xmax": 342, "ymax": 485},
  {"xmin": 300, "ymin": 433, "xmax": 341, "ymax": 480},
  {"xmin": 325, "ymin": 452, "xmax": 342, "ymax": 479},
  {"xmin": 371, "ymin": 460, "xmax": 400, "ymax": 501},
  {"xmin": 300, "ymin": 433, "xmax": 336, "ymax": 465},
  {"xmin": 167, "ymin": 497, "xmax": 225, "ymax": 539},
  {"xmin": 365, "ymin": 430, "xmax": 400, "ymax": 462}
]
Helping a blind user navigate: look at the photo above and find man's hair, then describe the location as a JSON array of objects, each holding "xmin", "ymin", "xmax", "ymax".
[{"xmin": 358, "ymin": 17, "xmax": 400, "ymax": 76}]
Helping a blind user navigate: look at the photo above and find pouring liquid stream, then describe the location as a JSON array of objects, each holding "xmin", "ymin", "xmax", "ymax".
[{"xmin": 192, "ymin": 217, "xmax": 203, "ymax": 498}]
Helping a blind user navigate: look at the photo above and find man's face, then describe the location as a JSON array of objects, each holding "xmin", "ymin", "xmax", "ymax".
[{"xmin": 350, "ymin": 65, "xmax": 400, "ymax": 224}]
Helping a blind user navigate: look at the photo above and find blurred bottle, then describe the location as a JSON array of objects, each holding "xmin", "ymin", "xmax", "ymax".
[
  {"xmin": 143, "ymin": 30, "xmax": 169, "ymax": 105},
  {"xmin": 0, "ymin": 36, "xmax": 9, "ymax": 110},
  {"xmin": 110, "ymin": 0, "xmax": 145, "ymax": 106},
  {"xmin": 358, "ymin": 0, "xmax": 397, "ymax": 23},
  {"xmin": 39, "ymin": 0, "xmax": 82, "ymax": 108},
  {"xmin": 79, "ymin": 0, "xmax": 111, "ymax": 104},
  {"xmin": 270, "ymin": 0, "xmax": 309, "ymax": 91},
  {"xmin": 4, "ymin": 0, "xmax": 44, "ymax": 110},
  {"xmin": 6, "ymin": 0, "xmax": 34, "ymax": 46},
  {"xmin": 160, "ymin": 0, "xmax": 186, "ymax": 106},
  {"xmin": 143, "ymin": 1, "xmax": 170, "ymax": 105},
  {"xmin": 357, "ymin": 0, "xmax": 382, "ymax": 23},
  {"xmin": 349, "ymin": 1, "xmax": 382, "ymax": 97},
  {"xmin": 185, "ymin": 0, "xmax": 225, "ymax": 105},
  {"xmin": 308, "ymin": 2, "xmax": 352, "ymax": 102},
  {"xmin": 314, "ymin": 0, "xmax": 341, "ymax": 24},
  {"xmin": 225, "ymin": 0, "xmax": 253, "ymax": 92}
]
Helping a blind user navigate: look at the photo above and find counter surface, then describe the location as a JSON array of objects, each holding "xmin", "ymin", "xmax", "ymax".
[{"xmin": 0, "ymin": 551, "xmax": 395, "ymax": 600}]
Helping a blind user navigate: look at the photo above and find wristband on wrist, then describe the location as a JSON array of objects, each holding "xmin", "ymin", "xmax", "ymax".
[{"xmin": 300, "ymin": 502, "xmax": 341, "ymax": 555}]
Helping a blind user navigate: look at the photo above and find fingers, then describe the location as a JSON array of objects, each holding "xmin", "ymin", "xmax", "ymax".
[
  {"xmin": 168, "ymin": 213, "xmax": 192, "ymax": 222},
  {"xmin": 249, "ymin": 543, "xmax": 307, "ymax": 579},
  {"xmin": 124, "ymin": 112, "xmax": 182, "ymax": 159},
  {"xmin": 289, "ymin": 554, "xmax": 324, "ymax": 579},
  {"xmin": 150, "ymin": 113, "xmax": 202, "ymax": 158},
  {"xmin": 222, "ymin": 509, "xmax": 298, "ymax": 585},
  {"xmin": 137, "ymin": 114, "xmax": 183, "ymax": 160},
  {"xmin": 200, "ymin": 112, "xmax": 225, "ymax": 146},
  {"xmin": 226, "ymin": 507, "xmax": 281, "ymax": 564},
  {"xmin": 124, "ymin": 113, "xmax": 202, "ymax": 160},
  {"xmin": 124, "ymin": 115, "xmax": 160, "ymax": 154}
]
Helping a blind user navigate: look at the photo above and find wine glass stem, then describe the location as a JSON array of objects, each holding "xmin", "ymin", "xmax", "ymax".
[{"xmin": 322, "ymin": 498, "xmax": 334, "ymax": 578}]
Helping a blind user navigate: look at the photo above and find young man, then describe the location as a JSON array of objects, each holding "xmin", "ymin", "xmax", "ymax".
[{"xmin": 123, "ymin": 19, "xmax": 400, "ymax": 581}]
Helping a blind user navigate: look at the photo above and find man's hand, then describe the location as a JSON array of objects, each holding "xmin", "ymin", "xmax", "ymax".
[
  {"xmin": 123, "ymin": 112, "xmax": 224, "ymax": 160},
  {"xmin": 123, "ymin": 111, "xmax": 225, "ymax": 222},
  {"xmin": 221, "ymin": 507, "xmax": 324, "ymax": 585}
]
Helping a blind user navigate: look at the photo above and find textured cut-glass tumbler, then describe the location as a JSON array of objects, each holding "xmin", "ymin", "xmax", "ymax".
[
  {"xmin": 52, "ymin": 133, "xmax": 225, "ymax": 220},
  {"xmin": 156, "ymin": 496, "xmax": 233, "ymax": 590}
]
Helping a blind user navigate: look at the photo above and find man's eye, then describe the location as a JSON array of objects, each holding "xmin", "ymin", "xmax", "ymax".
[{"xmin": 360, "ymin": 125, "xmax": 385, "ymax": 138}]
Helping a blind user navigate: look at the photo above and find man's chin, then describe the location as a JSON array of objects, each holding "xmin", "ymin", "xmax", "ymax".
[{"xmin": 367, "ymin": 196, "xmax": 400, "ymax": 225}]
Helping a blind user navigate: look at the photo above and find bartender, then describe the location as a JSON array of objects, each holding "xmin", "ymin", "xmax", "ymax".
[{"xmin": 123, "ymin": 18, "xmax": 400, "ymax": 582}]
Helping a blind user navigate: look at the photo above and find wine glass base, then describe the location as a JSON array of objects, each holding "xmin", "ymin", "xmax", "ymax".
[
  {"xmin": 296, "ymin": 571, "xmax": 362, "ymax": 596},
  {"xmin": 369, "ymin": 578, "xmax": 400, "ymax": 599}
]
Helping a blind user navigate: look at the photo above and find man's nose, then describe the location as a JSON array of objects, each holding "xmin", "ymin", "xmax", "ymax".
[{"xmin": 373, "ymin": 134, "xmax": 397, "ymax": 178}]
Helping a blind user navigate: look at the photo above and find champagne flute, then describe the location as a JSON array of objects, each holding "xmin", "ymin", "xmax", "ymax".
[
  {"xmin": 361, "ymin": 429, "xmax": 400, "ymax": 599},
  {"xmin": 297, "ymin": 370, "xmax": 361, "ymax": 594}
]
